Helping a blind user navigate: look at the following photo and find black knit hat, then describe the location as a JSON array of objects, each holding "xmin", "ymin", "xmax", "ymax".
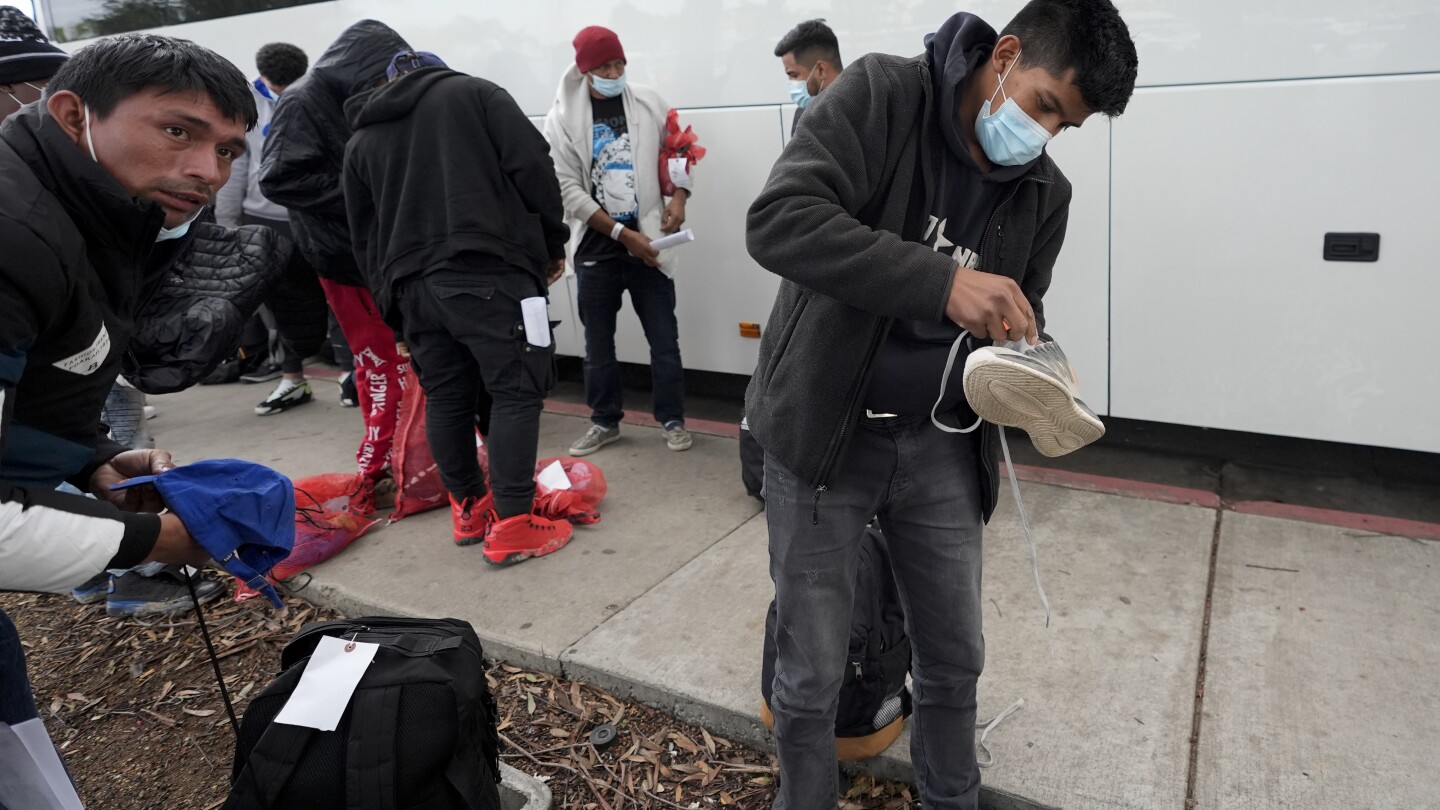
[{"xmin": 0, "ymin": 6, "xmax": 67, "ymax": 85}]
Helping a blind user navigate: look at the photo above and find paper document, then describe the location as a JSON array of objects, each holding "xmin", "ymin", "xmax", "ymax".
[
  {"xmin": 520, "ymin": 297, "xmax": 551, "ymax": 348},
  {"xmin": 536, "ymin": 460, "xmax": 573, "ymax": 491},
  {"xmin": 650, "ymin": 229, "xmax": 695, "ymax": 251},
  {"xmin": 274, "ymin": 635, "xmax": 378, "ymax": 731},
  {"xmin": 0, "ymin": 719, "xmax": 85, "ymax": 810}
]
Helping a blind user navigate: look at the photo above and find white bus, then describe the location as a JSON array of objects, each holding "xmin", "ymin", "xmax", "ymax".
[{"xmin": 35, "ymin": 0, "xmax": 1440, "ymax": 455}]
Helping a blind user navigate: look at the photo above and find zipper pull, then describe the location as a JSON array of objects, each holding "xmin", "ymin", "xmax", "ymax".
[
  {"xmin": 853, "ymin": 661, "xmax": 863, "ymax": 679},
  {"xmin": 811, "ymin": 485, "xmax": 826, "ymax": 526}
]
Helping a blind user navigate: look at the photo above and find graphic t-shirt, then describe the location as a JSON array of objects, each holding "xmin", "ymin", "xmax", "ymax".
[{"xmin": 576, "ymin": 94, "xmax": 637, "ymax": 262}]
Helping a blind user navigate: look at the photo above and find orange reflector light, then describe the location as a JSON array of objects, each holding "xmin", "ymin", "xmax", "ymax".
[{"xmin": 739, "ymin": 322, "xmax": 761, "ymax": 338}]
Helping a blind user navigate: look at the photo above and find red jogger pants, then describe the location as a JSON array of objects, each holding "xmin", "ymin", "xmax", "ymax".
[{"xmin": 318, "ymin": 279, "xmax": 407, "ymax": 484}]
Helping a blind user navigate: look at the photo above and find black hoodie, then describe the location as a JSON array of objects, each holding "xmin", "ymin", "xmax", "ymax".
[
  {"xmin": 259, "ymin": 19, "xmax": 410, "ymax": 285},
  {"xmin": 342, "ymin": 67, "xmax": 568, "ymax": 323},
  {"xmin": 864, "ymin": 13, "xmax": 1041, "ymax": 417}
]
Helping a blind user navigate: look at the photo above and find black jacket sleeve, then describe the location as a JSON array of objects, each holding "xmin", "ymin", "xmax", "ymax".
[
  {"xmin": 0, "ymin": 221, "xmax": 160, "ymax": 593},
  {"xmin": 746, "ymin": 55, "xmax": 956, "ymax": 322},
  {"xmin": 482, "ymin": 85, "xmax": 570, "ymax": 261},
  {"xmin": 259, "ymin": 96, "xmax": 347, "ymax": 217}
]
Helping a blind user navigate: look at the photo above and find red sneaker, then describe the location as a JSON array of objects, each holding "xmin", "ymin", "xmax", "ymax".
[
  {"xmin": 534, "ymin": 489, "xmax": 601, "ymax": 525},
  {"xmin": 450, "ymin": 493, "xmax": 494, "ymax": 546},
  {"xmin": 481, "ymin": 512, "xmax": 574, "ymax": 565}
]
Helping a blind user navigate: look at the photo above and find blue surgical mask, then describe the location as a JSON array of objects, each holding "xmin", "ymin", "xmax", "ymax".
[
  {"xmin": 974, "ymin": 52, "xmax": 1052, "ymax": 167},
  {"xmin": 590, "ymin": 73, "xmax": 626, "ymax": 98},
  {"xmin": 155, "ymin": 215, "xmax": 200, "ymax": 242},
  {"xmin": 787, "ymin": 79, "xmax": 812, "ymax": 108}
]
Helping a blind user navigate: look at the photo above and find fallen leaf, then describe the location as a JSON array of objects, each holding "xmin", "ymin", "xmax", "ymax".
[
  {"xmin": 701, "ymin": 727, "xmax": 716, "ymax": 755},
  {"xmin": 183, "ymin": 708, "xmax": 216, "ymax": 717}
]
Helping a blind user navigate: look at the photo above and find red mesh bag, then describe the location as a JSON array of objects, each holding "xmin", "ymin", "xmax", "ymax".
[
  {"xmin": 389, "ymin": 370, "xmax": 490, "ymax": 523},
  {"xmin": 533, "ymin": 457, "xmax": 608, "ymax": 524},
  {"xmin": 234, "ymin": 508, "xmax": 378, "ymax": 601},
  {"xmin": 293, "ymin": 473, "xmax": 361, "ymax": 513}
]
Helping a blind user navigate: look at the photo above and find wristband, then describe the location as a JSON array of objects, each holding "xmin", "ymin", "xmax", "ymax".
[{"xmin": 609, "ymin": 222, "xmax": 625, "ymax": 241}]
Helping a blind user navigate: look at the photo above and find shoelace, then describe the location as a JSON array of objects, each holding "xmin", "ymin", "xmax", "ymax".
[
  {"xmin": 975, "ymin": 697, "xmax": 1025, "ymax": 768},
  {"xmin": 931, "ymin": 330, "xmax": 1051, "ymax": 627}
]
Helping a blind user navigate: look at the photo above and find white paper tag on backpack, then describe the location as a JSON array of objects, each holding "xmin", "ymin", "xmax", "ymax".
[{"xmin": 274, "ymin": 635, "xmax": 378, "ymax": 731}]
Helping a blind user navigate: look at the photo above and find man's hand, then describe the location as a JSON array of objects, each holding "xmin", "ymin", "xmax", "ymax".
[
  {"xmin": 90, "ymin": 449, "xmax": 176, "ymax": 512},
  {"xmin": 395, "ymin": 340, "xmax": 411, "ymax": 359},
  {"xmin": 621, "ymin": 230, "xmax": 662, "ymax": 269},
  {"xmin": 547, "ymin": 258, "xmax": 566, "ymax": 286},
  {"xmin": 660, "ymin": 195, "xmax": 687, "ymax": 234},
  {"xmin": 944, "ymin": 266, "xmax": 1039, "ymax": 343},
  {"xmin": 142, "ymin": 512, "xmax": 212, "ymax": 568}
]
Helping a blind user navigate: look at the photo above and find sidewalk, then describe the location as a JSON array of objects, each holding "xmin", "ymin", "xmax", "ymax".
[{"xmin": 151, "ymin": 381, "xmax": 1440, "ymax": 809}]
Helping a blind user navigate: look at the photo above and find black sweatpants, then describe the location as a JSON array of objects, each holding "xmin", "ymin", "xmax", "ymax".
[{"xmin": 396, "ymin": 264, "xmax": 554, "ymax": 520}]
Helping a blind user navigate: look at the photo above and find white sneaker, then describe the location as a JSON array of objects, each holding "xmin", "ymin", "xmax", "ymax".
[
  {"xmin": 143, "ymin": 405, "xmax": 157, "ymax": 421},
  {"xmin": 962, "ymin": 341, "xmax": 1104, "ymax": 458},
  {"xmin": 662, "ymin": 422, "xmax": 693, "ymax": 452},
  {"xmin": 254, "ymin": 378, "xmax": 313, "ymax": 416}
]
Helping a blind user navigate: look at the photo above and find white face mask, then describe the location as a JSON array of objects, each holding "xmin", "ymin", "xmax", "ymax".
[
  {"xmin": 85, "ymin": 105, "xmax": 203, "ymax": 242},
  {"xmin": 4, "ymin": 81, "xmax": 42, "ymax": 108}
]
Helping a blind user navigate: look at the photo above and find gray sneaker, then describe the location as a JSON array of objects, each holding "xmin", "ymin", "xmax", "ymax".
[
  {"xmin": 570, "ymin": 424, "xmax": 620, "ymax": 456},
  {"xmin": 663, "ymin": 422, "xmax": 693, "ymax": 452},
  {"xmin": 106, "ymin": 565, "xmax": 223, "ymax": 618}
]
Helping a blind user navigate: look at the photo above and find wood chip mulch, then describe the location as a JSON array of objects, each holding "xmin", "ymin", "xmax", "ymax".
[{"xmin": 2, "ymin": 583, "xmax": 915, "ymax": 809}]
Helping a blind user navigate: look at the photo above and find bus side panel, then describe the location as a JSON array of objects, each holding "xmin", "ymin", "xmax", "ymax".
[
  {"xmin": 1038, "ymin": 118, "xmax": 1112, "ymax": 416},
  {"xmin": 581, "ymin": 106, "xmax": 784, "ymax": 376},
  {"xmin": 1110, "ymin": 74, "xmax": 1440, "ymax": 453}
]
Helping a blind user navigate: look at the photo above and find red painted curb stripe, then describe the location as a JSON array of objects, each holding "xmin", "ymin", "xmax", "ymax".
[
  {"xmin": 542, "ymin": 400, "xmax": 741, "ymax": 439},
  {"xmin": 542, "ymin": 399, "xmax": 1440, "ymax": 539},
  {"xmin": 1230, "ymin": 500, "xmax": 1440, "ymax": 541},
  {"xmin": 1001, "ymin": 463, "xmax": 1223, "ymax": 509}
]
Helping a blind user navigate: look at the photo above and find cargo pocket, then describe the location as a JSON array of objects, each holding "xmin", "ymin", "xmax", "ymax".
[{"xmin": 518, "ymin": 336, "xmax": 555, "ymax": 397}]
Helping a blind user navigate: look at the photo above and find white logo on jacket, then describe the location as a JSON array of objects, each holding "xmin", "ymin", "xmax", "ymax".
[{"xmin": 52, "ymin": 323, "xmax": 111, "ymax": 376}]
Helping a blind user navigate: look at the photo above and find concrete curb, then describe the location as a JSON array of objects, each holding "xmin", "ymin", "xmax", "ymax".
[
  {"xmin": 305, "ymin": 576, "xmax": 1064, "ymax": 810},
  {"xmin": 499, "ymin": 762, "xmax": 553, "ymax": 810}
]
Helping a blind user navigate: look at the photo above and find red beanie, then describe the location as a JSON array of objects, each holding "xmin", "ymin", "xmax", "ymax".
[{"xmin": 573, "ymin": 26, "xmax": 625, "ymax": 74}]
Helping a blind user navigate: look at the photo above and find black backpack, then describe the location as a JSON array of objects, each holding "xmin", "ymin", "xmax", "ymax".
[
  {"xmin": 225, "ymin": 617, "xmax": 501, "ymax": 810},
  {"xmin": 761, "ymin": 525, "xmax": 912, "ymax": 759}
]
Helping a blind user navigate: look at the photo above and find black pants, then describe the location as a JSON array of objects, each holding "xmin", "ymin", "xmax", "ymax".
[
  {"xmin": 396, "ymin": 265, "xmax": 554, "ymax": 519},
  {"xmin": 244, "ymin": 214, "xmax": 340, "ymax": 374}
]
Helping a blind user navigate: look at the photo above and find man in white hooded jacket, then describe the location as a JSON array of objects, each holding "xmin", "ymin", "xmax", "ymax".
[{"xmin": 543, "ymin": 26, "xmax": 694, "ymax": 457}]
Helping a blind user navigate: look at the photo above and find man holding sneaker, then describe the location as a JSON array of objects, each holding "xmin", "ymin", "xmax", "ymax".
[
  {"xmin": 544, "ymin": 26, "xmax": 695, "ymax": 457},
  {"xmin": 745, "ymin": 1, "xmax": 1136, "ymax": 806}
]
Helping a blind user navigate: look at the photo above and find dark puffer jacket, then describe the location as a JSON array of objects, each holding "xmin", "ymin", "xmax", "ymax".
[
  {"xmin": 259, "ymin": 19, "xmax": 410, "ymax": 286},
  {"xmin": 125, "ymin": 220, "xmax": 291, "ymax": 394}
]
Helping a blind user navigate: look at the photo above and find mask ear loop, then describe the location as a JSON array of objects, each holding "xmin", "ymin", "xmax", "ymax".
[{"xmin": 989, "ymin": 48, "xmax": 1022, "ymax": 108}]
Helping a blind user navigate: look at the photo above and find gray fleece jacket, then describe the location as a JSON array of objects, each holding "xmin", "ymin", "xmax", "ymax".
[{"xmin": 743, "ymin": 36, "xmax": 1072, "ymax": 523}]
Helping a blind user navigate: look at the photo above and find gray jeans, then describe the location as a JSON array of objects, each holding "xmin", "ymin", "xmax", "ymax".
[{"xmin": 765, "ymin": 414, "xmax": 985, "ymax": 809}]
